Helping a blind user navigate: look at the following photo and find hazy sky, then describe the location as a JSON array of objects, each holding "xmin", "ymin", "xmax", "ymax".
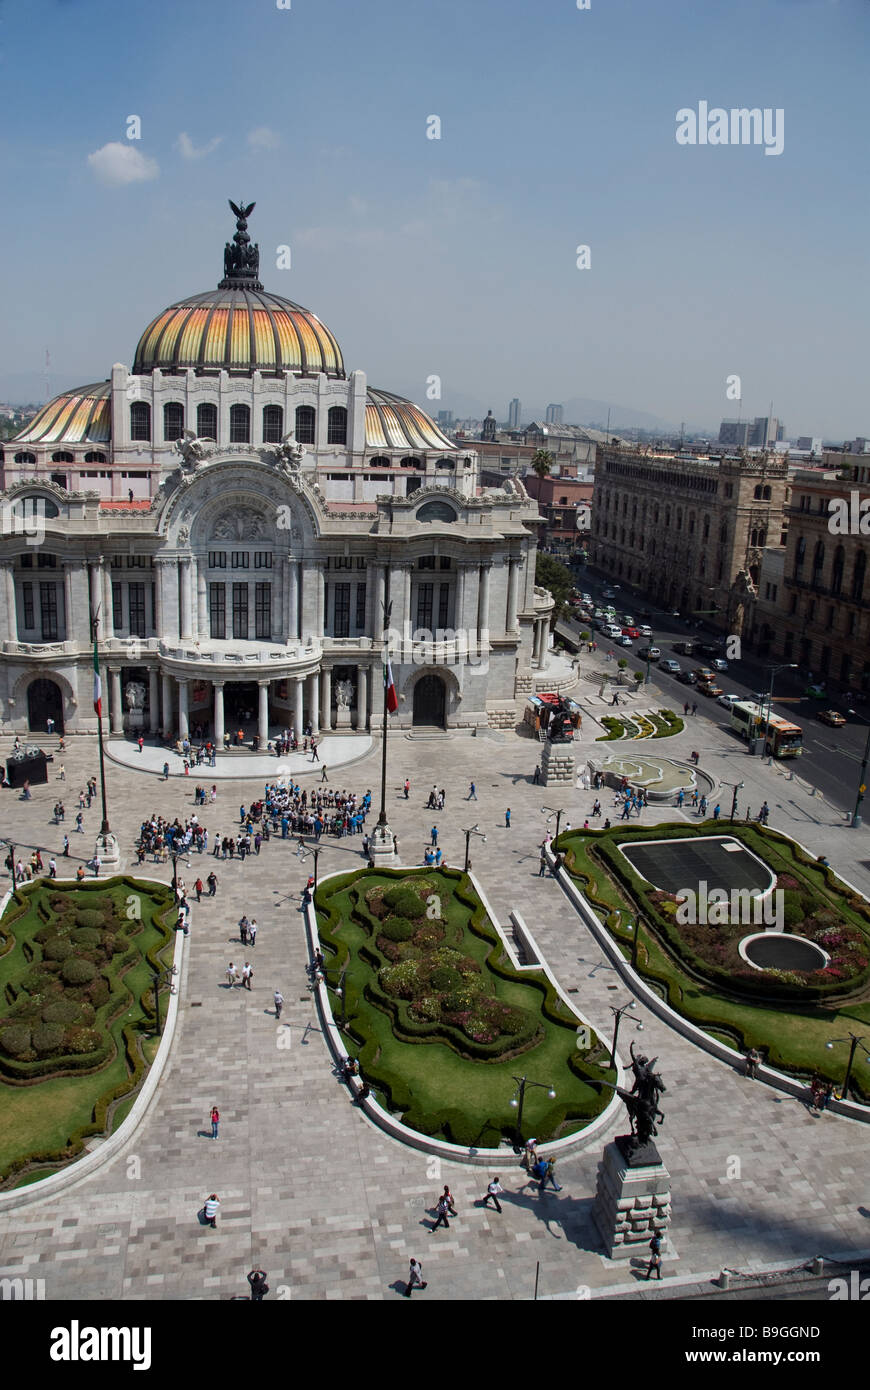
[{"xmin": 1, "ymin": 0, "xmax": 867, "ymax": 437}]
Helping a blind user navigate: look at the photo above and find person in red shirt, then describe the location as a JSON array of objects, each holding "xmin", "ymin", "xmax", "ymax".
[{"xmin": 210, "ymin": 1107, "xmax": 220, "ymax": 1140}]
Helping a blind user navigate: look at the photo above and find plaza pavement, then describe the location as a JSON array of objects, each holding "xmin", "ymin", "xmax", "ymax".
[{"xmin": 0, "ymin": 675, "xmax": 869, "ymax": 1302}]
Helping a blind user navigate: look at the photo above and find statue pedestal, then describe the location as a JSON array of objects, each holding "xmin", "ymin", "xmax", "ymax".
[
  {"xmin": 369, "ymin": 821, "xmax": 396, "ymax": 867},
  {"xmin": 335, "ymin": 706, "xmax": 353, "ymax": 730},
  {"xmin": 93, "ymin": 831, "xmax": 122, "ymax": 872},
  {"xmin": 541, "ymin": 739, "xmax": 576, "ymax": 788},
  {"xmin": 126, "ymin": 710, "xmax": 145, "ymax": 733},
  {"xmin": 591, "ymin": 1138, "xmax": 672, "ymax": 1260}
]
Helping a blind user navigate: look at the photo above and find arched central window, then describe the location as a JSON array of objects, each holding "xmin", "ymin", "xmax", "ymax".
[
  {"xmin": 793, "ymin": 535, "xmax": 806, "ymax": 579},
  {"xmin": 327, "ymin": 406, "xmax": 347, "ymax": 445},
  {"xmin": 295, "ymin": 405, "xmax": 316, "ymax": 444},
  {"xmin": 230, "ymin": 404, "xmax": 251, "ymax": 444},
  {"xmin": 130, "ymin": 402, "xmax": 151, "ymax": 441},
  {"xmin": 52, "ymin": 450, "xmax": 74, "ymax": 463},
  {"xmin": 197, "ymin": 403, "xmax": 217, "ymax": 440},
  {"xmin": 262, "ymin": 404, "xmax": 283, "ymax": 443},
  {"xmin": 852, "ymin": 550, "xmax": 866, "ymax": 603},
  {"xmin": 163, "ymin": 402, "xmax": 184, "ymax": 442},
  {"xmin": 832, "ymin": 545, "xmax": 845, "ymax": 597},
  {"xmin": 812, "ymin": 540, "xmax": 825, "ymax": 585}
]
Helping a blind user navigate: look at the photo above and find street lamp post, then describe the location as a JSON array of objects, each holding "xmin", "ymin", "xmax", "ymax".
[
  {"xmin": 847, "ymin": 711, "xmax": 870, "ymax": 828},
  {"xmin": 462, "ymin": 824, "xmax": 486, "ymax": 873},
  {"xmin": 312, "ymin": 845, "xmax": 321, "ymax": 891},
  {"xmin": 333, "ymin": 961, "xmax": 349, "ymax": 1030},
  {"xmin": 3, "ymin": 840, "xmax": 16, "ymax": 881},
  {"xmin": 509, "ymin": 1074, "xmax": 556, "ymax": 1152},
  {"xmin": 730, "ymin": 781, "xmax": 744, "ymax": 822},
  {"xmin": 754, "ymin": 663, "xmax": 797, "ymax": 757},
  {"xmin": 151, "ymin": 964, "xmax": 178, "ymax": 1036},
  {"xmin": 609, "ymin": 999, "xmax": 641, "ymax": 1068},
  {"xmin": 541, "ymin": 805, "xmax": 563, "ymax": 847},
  {"xmin": 825, "ymin": 1032, "xmax": 870, "ymax": 1101}
]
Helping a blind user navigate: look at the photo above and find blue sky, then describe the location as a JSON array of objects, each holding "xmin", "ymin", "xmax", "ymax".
[{"xmin": 1, "ymin": 0, "xmax": 867, "ymax": 436}]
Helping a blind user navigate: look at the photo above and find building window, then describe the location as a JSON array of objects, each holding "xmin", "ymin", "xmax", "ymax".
[
  {"xmin": 417, "ymin": 557, "xmax": 436, "ymax": 570},
  {"xmin": 22, "ymin": 582, "xmax": 34, "ymax": 629},
  {"xmin": 130, "ymin": 402, "xmax": 151, "ymax": 441},
  {"xmin": 51, "ymin": 473, "xmax": 68, "ymax": 488},
  {"xmin": 355, "ymin": 584, "xmax": 366, "ymax": 630},
  {"xmin": 852, "ymin": 550, "xmax": 866, "ymax": 602},
  {"xmin": 163, "ymin": 402, "xmax": 184, "ymax": 442},
  {"xmin": 793, "ymin": 535, "xmax": 806, "ymax": 579},
  {"xmin": 848, "ymin": 611, "xmax": 858, "ymax": 637},
  {"xmin": 255, "ymin": 583, "xmax": 271, "ymax": 639},
  {"xmin": 262, "ymin": 405, "xmax": 283, "ymax": 443},
  {"xmin": 440, "ymin": 557, "xmax": 452, "ymax": 570},
  {"xmin": 37, "ymin": 554, "xmax": 57, "ymax": 568},
  {"xmin": 368, "ymin": 455, "xmax": 390, "ymax": 468},
  {"xmin": 232, "ymin": 583, "xmax": 249, "ymax": 639},
  {"xmin": 129, "ymin": 583, "xmax": 146, "ymax": 638},
  {"xmin": 40, "ymin": 582, "xmax": 59, "ymax": 641},
  {"xmin": 295, "ymin": 405, "xmax": 316, "ymax": 444},
  {"xmin": 197, "ymin": 402, "xmax": 218, "ymax": 440},
  {"xmin": 438, "ymin": 582, "xmax": 449, "ymax": 628},
  {"xmin": 812, "ymin": 540, "xmax": 825, "ymax": 586},
  {"xmin": 327, "ymin": 406, "xmax": 347, "ymax": 445},
  {"xmin": 254, "ymin": 552, "xmax": 272, "ymax": 569},
  {"xmin": 231, "ymin": 552, "xmax": 249, "ymax": 569},
  {"xmin": 832, "ymin": 545, "xmax": 845, "ymax": 596},
  {"xmin": 14, "ymin": 451, "xmax": 36, "ymax": 464},
  {"xmin": 416, "ymin": 583, "xmax": 434, "ymax": 631},
  {"xmin": 85, "ymin": 451, "xmax": 106, "ymax": 464},
  {"xmin": 209, "ymin": 583, "xmax": 226, "ymax": 639},
  {"xmin": 334, "ymin": 583, "xmax": 351, "ymax": 637},
  {"xmin": 51, "ymin": 450, "xmax": 73, "ymax": 463},
  {"xmin": 807, "ymin": 600, "xmax": 816, "ymax": 622},
  {"xmin": 20, "ymin": 555, "xmax": 32, "ymax": 569},
  {"xmin": 356, "ymin": 557, "xmax": 366, "ymax": 570},
  {"xmin": 209, "ymin": 551, "xmax": 226, "ymax": 568},
  {"xmin": 724, "ymin": 483, "xmax": 734, "ymax": 498},
  {"xmin": 229, "ymin": 404, "xmax": 251, "ymax": 443},
  {"xmin": 112, "ymin": 582, "xmax": 123, "ymax": 631},
  {"xmin": 789, "ymin": 593, "xmax": 797, "ymax": 615}
]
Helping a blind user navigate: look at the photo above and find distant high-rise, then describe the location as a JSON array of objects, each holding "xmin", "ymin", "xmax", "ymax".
[
  {"xmin": 437, "ymin": 409, "xmax": 454, "ymax": 429},
  {"xmin": 718, "ymin": 416, "xmax": 781, "ymax": 449},
  {"xmin": 545, "ymin": 403, "xmax": 563, "ymax": 425},
  {"xmin": 508, "ymin": 397, "xmax": 521, "ymax": 430}
]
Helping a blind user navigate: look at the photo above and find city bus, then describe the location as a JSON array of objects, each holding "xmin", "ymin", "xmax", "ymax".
[{"xmin": 729, "ymin": 701, "xmax": 803, "ymax": 758}]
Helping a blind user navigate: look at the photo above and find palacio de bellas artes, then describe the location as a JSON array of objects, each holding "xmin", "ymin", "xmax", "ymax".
[{"xmin": 0, "ymin": 202, "xmax": 552, "ymax": 744}]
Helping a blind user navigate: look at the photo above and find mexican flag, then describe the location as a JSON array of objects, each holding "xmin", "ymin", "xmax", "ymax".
[
  {"xmin": 93, "ymin": 638, "xmax": 102, "ymax": 717},
  {"xmin": 384, "ymin": 661, "xmax": 398, "ymax": 714}
]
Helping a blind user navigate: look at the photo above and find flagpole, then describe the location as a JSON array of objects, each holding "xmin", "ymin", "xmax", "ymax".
[{"xmin": 377, "ymin": 583, "xmax": 393, "ymax": 830}]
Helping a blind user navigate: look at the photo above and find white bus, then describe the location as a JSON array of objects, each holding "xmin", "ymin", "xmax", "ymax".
[{"xmin": 729, "ymin": 701, "xmax": 803, "ymax": 758}]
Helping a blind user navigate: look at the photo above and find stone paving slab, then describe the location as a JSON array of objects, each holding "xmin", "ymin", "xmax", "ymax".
[{"xmin": 0, "ymin": 711, "xmax": 868, "ymax": 1301}]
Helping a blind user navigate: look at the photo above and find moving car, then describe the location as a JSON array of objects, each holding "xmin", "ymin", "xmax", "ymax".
[
  {"xmin": 660, "ymin": 658, "xmax": 681, "ymax": 674},
  {"xmin": 638, "ymin": 645, "xmax": 661, "ymax": 661},
  {"xmin": 717, "ymin": 693, "xmax": 741, "ymax": 709},
  {"xmin": 804, "ymin": 684, "xmax": 828, "ymax": 700},
  {"xmin": 711, "ymin": 657, "xmax": 728, "ymax": 671},
  {"xmin": 622, "ymin": 626, "xmax": 641, "ymax": 639},
  {"xmin": 638, "ymin": 624, "xmax": 652, "ymax": 638},
  {"xmin": 698, "ymin": 642, "xmax": 723, "ymax": 658},
  {"xmin": 602, "ymin": 624, "xmax": 623, "ymax": 639},
  {"xmin": 698, "ymin": 681, "xmax": 723, "ymax": 698},
  {"xmin": 817, "ymin": 709, "xmax": 846, "ymax": 727},
  {"xmin": 620, "ymin": 614, "xmax": 635, "ymax": 627},
  {"xmin": 673, "ymin": 640, "xmax": 695, "ymax": 656},
  {"xmin": 618, "ymin": 634, "xmax": 633, "ymax": 647},
  {"xmin": 581, "ymin": 592, "xmax": 592, "ymax": 603},
  {"xmin": 676, "ymin": 670, "xmax": 698, "ymax": 685},
  {"xmin": 693, "ymin": 667, "xmax": 715, "ymax": 683}
]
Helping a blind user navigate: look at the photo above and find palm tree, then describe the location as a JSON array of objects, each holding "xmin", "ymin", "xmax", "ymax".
[{"xmin": 531, "ymin": 448, "xmax": 554, "ymax": 479}]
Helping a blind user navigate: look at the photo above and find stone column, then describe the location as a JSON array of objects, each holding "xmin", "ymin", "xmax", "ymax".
[
  {"xmin": 153, "ymin": 560, "xmax": 165, "ymax": 637},
  {"xmin": 506, "ymin": 557, "xmax": 520, "ymax": 633},
  {"xmin": 148, "ymin": 669, "xmax": 159, "ymax": 734},
  {"xmin": 321, "ymin": 666, "xmax": 332, "ymax": 731},
  {"xmin": 294, "ymin": 676, "xmax": 304, "ymax": 736},
  {"xmin": 478, "ymin": 562, "xmax": 491, "ymax": 637},
  {"xmin": 196, "ymin": 559, "xmax": 207, "ymax": 639},
  {"xmin": 102, "ymin": 564, "xmax": 114, "ymax": 637},
  {"xmin": 180, "ymin": 559, "xmax": 193, "ymax": 640},
  {"xmin": 213, "ymin": 680, "xmax": 225, "ymax": 745},
  {"xmin": 455, "ymin": 564, "xmax": 466, "ymax": 632},
  {"xmin": 2, "ymin": 561, "xmax": 18, "ymax": 641},
  {"xmin": 288, "ymin": 560, "xmax": 299, "ymax": 641},
  {"xmin": 89, "ymin": 563, "xmax": 101, "ymax": 625},
  {"xmin": 162, "ymin": 672, "xmax": 173, "ymax": 736},
  {"xmin": 374, "ymin": 564, "xmax": 386, "ymax": 637},
  {"xmin": 177, "ymin": 678, "xmax": 189, "ymax": 740},
  {"xmin": 307, "ymin": 670, "xmax": 319, "ymax": 735},
  {"xmin": 258, "ymin": 680, "xmax": 269, "ymax": 745},
  {"xmin": 109, "ymin": 668, "xmax": 122, "ymax": 735},
  {"xmin": 357, "ymin": 665, "xmax": 368, "ymax": 731},
  {"xmin": 316, "ymin": 568, "xmax": 325, "ymax": 638}
]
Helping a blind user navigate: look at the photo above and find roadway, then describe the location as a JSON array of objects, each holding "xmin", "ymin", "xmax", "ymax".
[{"xmin": 560, "ymin": 570, "xmax": 867, "ymax": 823}]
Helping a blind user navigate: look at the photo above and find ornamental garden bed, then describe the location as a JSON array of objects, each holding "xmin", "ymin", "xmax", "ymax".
[
  {"xmin": 0, "ymin": 878, "xmax": 175, "ymax": 1185},
  {"xmin": 315, "ymin": 867, "xmax": 614, "ymax": 1147},
  {"xmin": 560, "ymin": 822, "xmax": 870, "ymax": 1101}
]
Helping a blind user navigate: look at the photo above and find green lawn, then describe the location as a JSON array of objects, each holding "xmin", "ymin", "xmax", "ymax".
[
  {"xmin": 560, "ymin": 823, "xmax": 870, "ymax": 1100},
  {"xmin": 315, "ymin": 867, "xmax": 615, "ymax": 1147},
  {"xmin": 0, "ymin": 878, "xmax": 175, "ymax": 1184}
]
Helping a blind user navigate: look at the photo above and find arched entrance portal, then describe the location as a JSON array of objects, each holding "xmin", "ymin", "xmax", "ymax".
[
  {"xmin": 225, "ymin": 681, "xmax": 259, "ymax": 726},
  {"xmin": 27, "ymin": 677, "xmax": 64, "ymax": 734},
  {"xmin": 413, "ymin": 674, "xmax": 446, "ymax": 728}
]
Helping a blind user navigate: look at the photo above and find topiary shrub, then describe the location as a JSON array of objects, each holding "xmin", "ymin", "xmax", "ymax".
[
  {"xmin": 395, "ymin": 943, "xmax": 423, "ymax": 962},
  {"xmin": 31, "ymin": 1022, "xmax": 65, "ymax": 1055},
  {"xmin": 61, "ymin": 958, "xmax": 97, "ymax": 986},
  {"xmin": 0, "ymin": 1024, "xmax": 32, "ymax": 1057},
  {"xmin": 43, "ymin": 937, "xmax": 74, "ymax": 962},
  {"xmin": 64, "ymin": 1026, "xmax": 102, "ymax": 1055},
  {"xmin": 429, "ymin": 965, "xmax": 462, "ymax": 992},
  {"xmin": 410, "ymin": 995, "xmax": 442, "ymax": 1022},
  {"xmin": 75, "ymin": 909, "xmax": 108, "ymax": 931},
  {"xmin": 42, "ymin": 999, "xmax": 83, "ymax": 1025},
  {"xmin": 72, "ymin": 928, "xmax": 102, "ymax": 948},
  {"xmin": 383, "ymin": 886, "xmax": 427, "ymax": 920},
  {"xmin": 413, "ymin": 922, "xmax": 445, "ymax": 949},
  {"xmin": 380, "ymin": 916, "xmax": 417, "ymax": 942},
  {"xmin": 782, "ymin": 893, "xmax": 805, "ymax": 929},
  {"xmin": 110, "ymin": 934, "xmax": 131, "ymax": 954},
  {"xmin": 86, "ymin": 978, "xmax": 110, "ymax": 1008}
]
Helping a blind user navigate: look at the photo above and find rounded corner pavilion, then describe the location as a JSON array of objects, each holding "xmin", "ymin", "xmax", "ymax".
[{"xmin": 0, "ymin": 201, "xmax": 554, "ymax": 741}]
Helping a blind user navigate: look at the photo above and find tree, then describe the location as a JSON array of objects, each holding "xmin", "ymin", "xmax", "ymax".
[
  {"xmin": 531, "ymin": 448, "xmax": 554, "ymax": 479},
  {"xmin": 534, "ymin": 553, "xmax": 573, "ymax": 623}
]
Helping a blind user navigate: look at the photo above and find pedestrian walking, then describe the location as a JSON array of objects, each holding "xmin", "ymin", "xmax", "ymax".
[
  {"xmin": 482, "ymin": 1176, "xmax": 503, "ymax": 1212},
  {"xmin": 239, "ymin": 915, "xmax": 249, "ymax": 946},
  {"xmin": 62, "ymin": 835, "xmax": 70, "ymax": 857},
  {"xmin": 194, "ymin": 877, "xmax": 203, "ymax": 903},
  {"xmin": 523, "ymin": 1137, "xmax": 539, "ymax": 1172},
  {"xmin": 247, "ymin": 1268, "xmax": 269, "ymax": 1301},
  {"xmin": 207, "ymin": 871, "xmax": 218, "ymax": 896},
  {"xmin": 274, "ymin": 989, "xmax": 284, "ymax": 1019},
  {"xmin": 321, "ymin": 764, "xmax": 328, "ymax": 782},
  {"xmin": 713, "ymin": 803, "xmax": 721, "ymax": 821},
  {"xmin": 311, "ymin": 740, "xmax": 319, "ymax": 761},
  {"xmin": 430, "ymin": 825, "xmax": 438, "ymax": 846},
  {"xmin": 540, "ymin": 1158, "xmax": 562, "ymax": 1192},
  {"xmin": 48, "ymin": 857, "xmax": 57, "ymax": 879},
  {"xmin": 538, "ymin": 848, "xmax": 547, "ymax": 877},
  {"xmin": 249, "ymin": 919, "xmax": 257, "ymax": 946},
  {"xmin": 242, "ymin": 962, "xmax": 253, "ymax": 991},
  {"xmin": 441, "ymin": 1185, "xmax": 457, "ymax": 1216},
  {"xmin": 403, "ymin": 778, "xmax": 410, "ymax": 799},
  {"xmin": 532, "ymin": 764, "xmax": 541, "ymax": 784},
  {"xmin": 203, "ymin": 1194, "xmax": 220, "ymax": 1229},
  {"xmin": 163, "ymin": 762, "xmax": 170, "ymax": 780},
  {"xmin": 505, "ymin": 808, "xmax": 511, "ymax": 829},
  {"xmin": 226, "ymin": 962, "xmax": 239, "ymax": 987},
  {"xmin": 430, "ymin": 1194, "xmax": 451, "ymax": 1232},
  {"xmin": 137, "ymin": 735, "xmax": 144, "ymax": 753},
  {"xmin": 592, "ymin": 799, "xmax": 601, "ymax": 817},
  {"xmin": 404, "ymin": 1258, "xmax": 427, "ymax": 1296},
  {"xmin": 210, "ymin": 1106, "xmax": 220, "ymax": 1139},
  {"xmin": 59, "ymin": 764, "xmax": 65, "ymax": 781},
  {"xmin": 645, "ymin": 1233, "xmax": 663, "ymax": 1280},
  {"xmin": 691, "ymin": 702, "xmax": 697, "ymax": 716},
  {"xmin": 468, "ymin": 781, "xmax": 477, "ymax": 800},
  {"xmin": 92, "ymin": 854, "xmax": 101, "ymax": 878},
  {"xmin": 683, "ymin": 702, "xmax": 689, "ymax": 716}
]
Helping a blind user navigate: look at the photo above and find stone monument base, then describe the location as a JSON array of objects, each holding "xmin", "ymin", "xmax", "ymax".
[
  {"xmin": 93, "ymin": 831, "xmax": 122, "ymax": 871},
  {"xmin": 591, "ymin": 1138, "xmax": 672, "ymax": 1260},
  {"xmin": 541, "ymin": 738, "xmax": 576, "ymax": 788},
  {"xmin": 335, "ymin": 706, "xmax": 353, "ymax": 729},
  {"xmin": 368, "ymin": 821, "xmax": 396, "ymax": 867}
]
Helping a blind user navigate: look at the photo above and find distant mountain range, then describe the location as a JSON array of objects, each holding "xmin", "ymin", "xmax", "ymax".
[{"xmin": 392, "ymin": 383, "xmax": 713, "ymax": 436}]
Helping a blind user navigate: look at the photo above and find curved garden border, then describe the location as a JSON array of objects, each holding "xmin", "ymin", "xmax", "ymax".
[
  {"xmin": 0, "ymin": 877, "xmax": 186, "ymax": 1212},
  {"xmin": 305, "ymin": 865, "xmax": 622, "ymax": 1166},
  {"xmin": 551, "ymin": 845, "xmax": 870, "ymax": 1124}
]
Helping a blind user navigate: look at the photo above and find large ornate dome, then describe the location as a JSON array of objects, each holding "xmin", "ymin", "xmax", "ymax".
[{"xmin": 132, "ymin": 200, "xmax": 344, "ymax": 379}]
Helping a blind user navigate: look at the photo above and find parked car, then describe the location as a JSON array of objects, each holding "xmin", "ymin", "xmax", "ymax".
[
  {"xmin": 618, "ymin": 635, "xmax": 633, "ymax": 647},
  {"xmin": 817, "ymin": 708, "xmax": 846, "ymax": 727},
  {"xmin": 711, "ymin": 657, "xmax": 728, "ymax": 671},
  {"xmin": 660, "ymin": 659, "xmax": 681, "ymax": 674},
  {"xmin": 676, "ymin": 670, "xmax": 697, "ymax": 685},
  {"xmin": 638, "ymin": 646, "xmax": 661, "ymax": 661},
  {"xmin": 804, "ymin": 684, "xmax": 828, "ymax": 700},
  {"xmin": 717, "ymin": 693, "xmax": 741, "ymax": 708},
  {"xmin": 622, "ymin": 626, "xmax": 641, "ymax": 639},
  {"xmin": 698, "ymin": 682, "xmax": 723, "ymax": 698}
]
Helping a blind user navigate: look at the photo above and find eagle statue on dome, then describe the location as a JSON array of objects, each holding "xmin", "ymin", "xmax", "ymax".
[
  {"xmin": 223, "ymin": 199, "xmax": 260, "ymax": 280},
  {"xmin": 175, "ymin": 429, "xmax": 215, "ymax": 471}
]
